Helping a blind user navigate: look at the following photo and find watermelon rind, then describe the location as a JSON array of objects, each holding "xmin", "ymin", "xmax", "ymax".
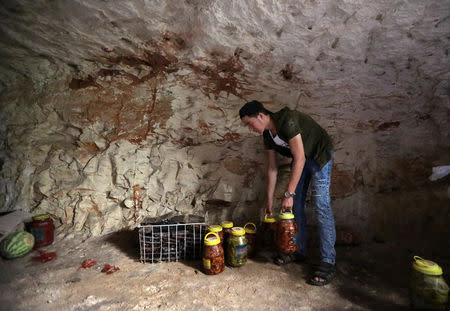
[{"xmin": 0, "ymin": 231, "xmax": 35, "ymax": 259}]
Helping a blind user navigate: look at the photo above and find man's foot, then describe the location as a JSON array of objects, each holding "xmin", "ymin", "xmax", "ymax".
[
  {"xmin": 309, "ymin": 261, "xmax": 336, "ymax": 286},
  {"xmin": 273, "ymin": 253, "xmax": 307, "ymax": 266}
]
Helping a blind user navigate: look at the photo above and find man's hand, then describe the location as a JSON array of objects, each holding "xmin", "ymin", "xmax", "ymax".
[
  {"xmin": 281, "ymin": 197, "xmax": 293, "ymax": 212},
  {"xmin": 264, "ymin": 201, "xmax": 273, "ymax": 216}
]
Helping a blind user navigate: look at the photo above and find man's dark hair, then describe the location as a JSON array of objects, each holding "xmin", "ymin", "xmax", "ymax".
[{"xmin": 239, "ymin": 100, "xmax": 273, "ymax": 119}]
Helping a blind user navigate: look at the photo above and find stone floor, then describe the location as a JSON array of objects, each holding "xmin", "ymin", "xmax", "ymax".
[{"xmin": 0, "ymin": 230, "xmax": 448, "ymax": 311}]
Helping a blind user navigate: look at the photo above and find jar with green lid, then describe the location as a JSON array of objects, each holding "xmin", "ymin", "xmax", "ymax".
[
  {"xmin": 26, "ymin": 214, "xmax": 54, "ymax": 249},
  {"xmin": 409, "ymin": 256, "xmax": 449, "ymax": 310},
  {"xmin": 260, "ymin": 215, "xmax": 276, "ymax": 250},
  {"xmin": 208, "ymin": 225, "xmax": 224, "ymax": 248},
  {"xmin": 202, "ymin": 232, "xmax": 225, "ymax": 275},
  {"xmin": 244, "ymin": 222, "xmax": 257, "ymax": 258},
  {"xmin": 226, "ymin": 227, "xmax": 248, "ymax": 267},
  {"xmin": 276, "ymin": 211, "xmax": 298, "ymax": 255},
  {"xmin": 220, "ymin": 221, "xmax": 233, "ymax": 247}
]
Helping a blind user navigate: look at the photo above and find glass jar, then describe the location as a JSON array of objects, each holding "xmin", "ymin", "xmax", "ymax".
[
  {"xmin": 260, "ymin": 215, "xmax": 276, "ymax": 250},
  {"xmin": 27, "ymin": 214, "xmax": 54, "ymax": 249},
  {"xmin": 202, "ymin": 232, "xmax": 225, "ymax": 275},
  {"xmin": 409, "ymin": 256, "xmax": 449, "ymax": 310},
  {"xmin": 276, "ymin": 211, "xmax": 298, "ymax": 255},
  {"xmin": 208, "ymin": 225, "xmax": 224, "ymax": 248},
  {"xmin": 226, "ymin": 227, "xmax": 248, "ymax": 267},
  {"xmin": 244, "ymin": 222, "xmax": 257, "ymax": 258},
  {"xmin": 220, "ymin": 221, "xmax": 233, "ymax": 247}
]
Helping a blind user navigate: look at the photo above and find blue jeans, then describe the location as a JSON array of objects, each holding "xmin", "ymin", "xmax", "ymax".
[{"xmin": 292, "ymin": 156, "xmax": 336, "ymax": 265}]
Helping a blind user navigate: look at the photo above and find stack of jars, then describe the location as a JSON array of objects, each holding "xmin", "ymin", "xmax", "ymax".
[{"xmin": 204, "ymin": 220, "xmax": 262, "ymax": 273}]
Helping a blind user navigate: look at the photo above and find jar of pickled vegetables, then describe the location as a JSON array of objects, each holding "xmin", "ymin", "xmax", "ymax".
[
  {"xmin": 226, "ymin": 227, "xmax": 248, "ymax": 267},
  {"xmin": 220, "ymin": 221, "xmax": 233, "ymax": 247},
  {"xmin": 276, "ymin": 211, "xmax": 298, "ymax": 254},
  {"xmin": 409, "ymin": 256, "xmax": 449, "ymax": 310},
  {"xmin": 244, "ymin": 222, "xmax": 257, "ymax": 258},
  {"xmin": 202, "ymin": 232, "xmax": 225, "ymax": 275},
  {"xmin": 260, "ymin": 215, "xmax": 276, "ymax": 250},
  {"xmin": 27, "ymin": 214, "xmax": 54, "ymax": 249},
  {"xmin": 208, "ymin": 225, "xmax": 224, "ymax": 248}
]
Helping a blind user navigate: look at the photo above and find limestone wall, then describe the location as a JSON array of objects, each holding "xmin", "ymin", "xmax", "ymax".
[{"xmin": 0, "ymin": 0, "xmax": 448, "ymax": 249}]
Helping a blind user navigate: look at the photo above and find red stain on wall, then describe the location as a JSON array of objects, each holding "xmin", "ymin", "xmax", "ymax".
[
  {"xmin": 184, "ymin": 52, "xmax": 254, "ymax": 99},
  {"xmin": 330, "ymin": 166, "xmax": 363, "ymax": 198},
  {"xmin": 67, "ymin": 33, "xmax": 255, "ymax": 152},
  {"xmin": 377, "ymin": 121, "xmax": 400, "ymax": 131}
]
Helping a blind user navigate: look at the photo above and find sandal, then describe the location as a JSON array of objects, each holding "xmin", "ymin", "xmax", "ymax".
[
  {"xmin": 309, "ymin": 261, "xmax": 336, "ymax": 286},
  {"xmin": 273, "ymin": 253, "xmax": 306, "ymax": 266}
]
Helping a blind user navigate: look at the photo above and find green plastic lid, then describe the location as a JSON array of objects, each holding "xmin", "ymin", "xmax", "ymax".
[
  {"xmin": 412, "ymin": 256, "xmax": 443, "ymax": 276},
  {"xmin": 33, "ymin": 214, "xmax": 50, "ymax": 221}
]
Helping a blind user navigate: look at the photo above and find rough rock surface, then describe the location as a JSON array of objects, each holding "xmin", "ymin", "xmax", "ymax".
[{"xmin": 0, "ymin": 1, "xmax": 449, "ymax": 250}]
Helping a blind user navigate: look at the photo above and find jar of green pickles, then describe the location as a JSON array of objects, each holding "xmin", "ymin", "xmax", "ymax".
[
  {"xmin": 244, "ymin": 222, "xmax": 257, "ymax": 258},
  {"xmin": 220, "ymin": 221, "xmax": 233, "ymax": 247},
  {"xmin": 208, "ymin": 225, "xmax": 224, "ymax": 248},
  {"xmin": 409, "ymin": 256, "xmax": 449, "ymax": 310},
  {"xmin": 226, "ymin": 227, "xmax": 247, "ymax": 267}
]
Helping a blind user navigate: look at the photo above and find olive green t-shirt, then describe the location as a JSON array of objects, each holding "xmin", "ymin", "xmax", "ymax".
[{"xmin": 263, "ymin": 107, "xmax": 333, "ymax": 168}]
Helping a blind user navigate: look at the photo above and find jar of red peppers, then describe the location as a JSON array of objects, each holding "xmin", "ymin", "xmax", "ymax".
[
  {"xmin": 276, "ymin": 211, "xmax": 298, "ymax": 255},
  {"xmin": 208, "ymin": 225, "xmax": 224, "ymax": 248},
  {"xmin": 260, "ymin": 215, "xmax": 276, "ymax": 250},
  {"xmin": 244, "ymin": 222, "xmax": 257, "ymax": 258},
  {"xmin": 202, "ymin": 232, "xmax": 225, "ymax": 275},
  {"xmin": 27, "ymin": 214, "xmax": 54, "ymax": 249},
  {"xmin": 220, "ymin": 221, "xmax": 233, "ymax": 247},
  {"xmin": 226, "ymin": 227, "xmax": 248, "ymax": 267}
]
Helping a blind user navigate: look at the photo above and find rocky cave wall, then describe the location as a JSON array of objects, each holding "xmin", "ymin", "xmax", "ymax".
[{"xmin": 0, "ymin": 0, "xmax": 449, "ymax": 250}]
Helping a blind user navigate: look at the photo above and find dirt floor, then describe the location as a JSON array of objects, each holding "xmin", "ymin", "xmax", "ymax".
[{"xmin": 0, "ymin": 230, "xmax": 448, "ymax": 311}]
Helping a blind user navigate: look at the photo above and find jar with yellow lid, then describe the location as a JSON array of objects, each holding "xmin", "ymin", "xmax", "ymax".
[
  {"xmin": 226, "ymin": 227, "xmax": 247, "ymax": 267},
  {"xmin": 276, "ymin": 211, "xmax": 298, "ymax": 255},
  {"xmin": 220, "ymin": 221, "xmax": 233, "ymax": 247},
  {"xmin": 208, "ymin": 225, "xmax": 224, "ymax": 248},
  {"xmin": 244, "ymin": 222, "xmax": 257, "ymax": 258},
  {"xmin": 260, "ymin": 215, "xmax": 277, "ymax": 250},
  {"xmin": 202, "ymin": 232, "xmax": 224, "ymax": 275},
  {"xmin": 409, "ymin": 256, "xmax": 449, "ymax": 310}
]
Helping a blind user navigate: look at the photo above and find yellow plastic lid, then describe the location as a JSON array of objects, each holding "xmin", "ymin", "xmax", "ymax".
[
  {"xmin": 279, "ymin": 211, "xmax": 295, "ymax": 220},
  {"xmin": 204, "ymin": 232, "xmax": 220, "ymax": 246},
  {"xmin": 208, "ymin": 225, "xmax": 223, "ymax": 233},
  {"xmin": 244, "ymin": 222, "xmax": 257, "ymax": 234},
  {"xmin": 412, "ymin": 256, "xmax": 443, "ymax": 276},
  {"xmin": 33, "ymin": 214, "xmax": 50, "ymax": 221},
  {"xmin": 231, "ymin": 227, "xmax": 245, "ymax": 236},
  {"xmin": 221, "ymin": 221, "xmax": 233, "ymax": 228},
  {"xmin": 263, "ymin": 215, "xmax": 276, "ymax": 223}
]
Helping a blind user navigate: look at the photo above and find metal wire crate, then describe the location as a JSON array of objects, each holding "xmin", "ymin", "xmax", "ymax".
[{"xmin": 138, "ymin": 215, "xmax": 206, "ymax": 263}]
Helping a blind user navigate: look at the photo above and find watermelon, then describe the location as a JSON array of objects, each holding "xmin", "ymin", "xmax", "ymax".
[{"xmin": 0, "ymin": 231, "xmax": 35, "ymax": 259}]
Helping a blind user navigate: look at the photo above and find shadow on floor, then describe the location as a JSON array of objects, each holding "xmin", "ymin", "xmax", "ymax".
[{"xmin": 104, "ymin": 228, "xmax": 140, "ymax": 261}]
